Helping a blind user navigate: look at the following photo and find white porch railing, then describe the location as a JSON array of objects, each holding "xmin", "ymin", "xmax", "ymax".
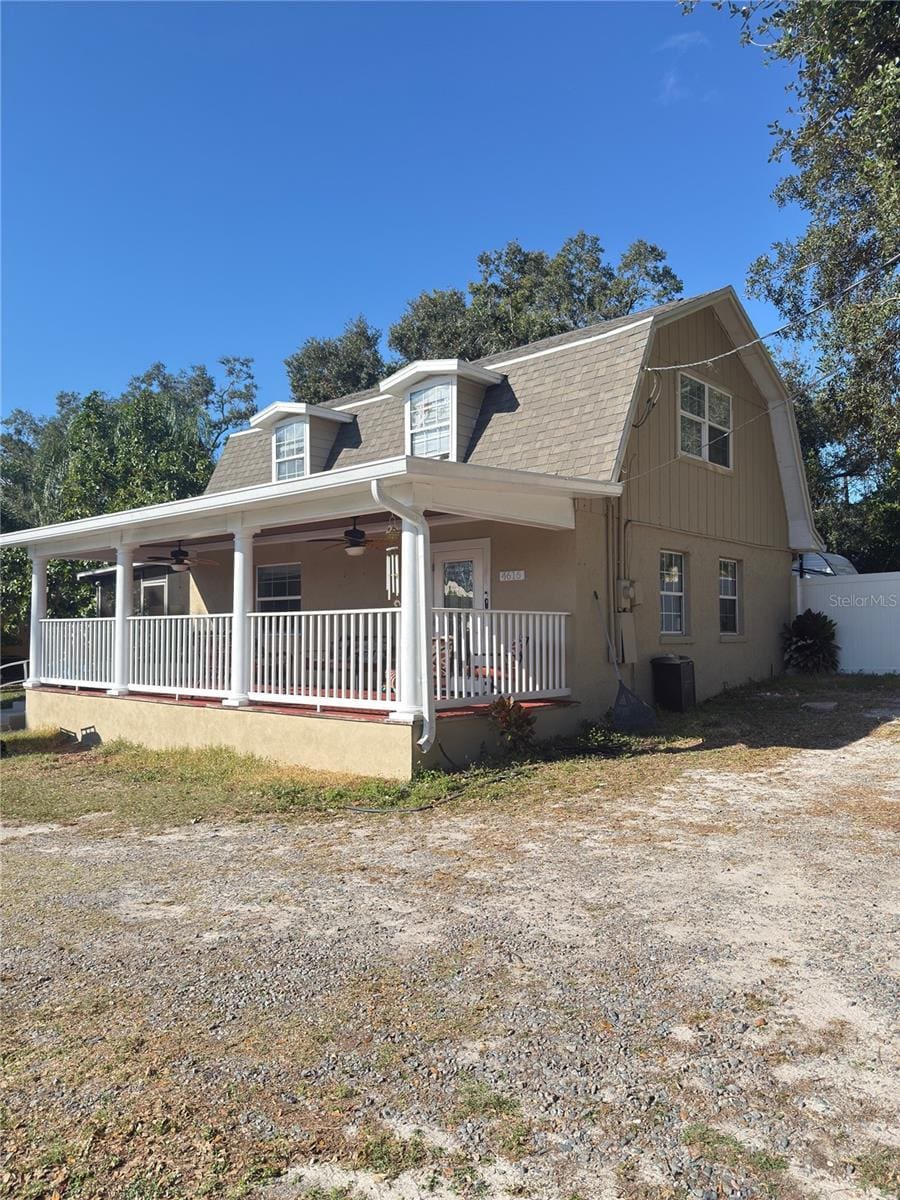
[
  {"xmin": 40, "ymin": 617, "xmax": 115, "ymax": 688},
  {"xmin": 129, "ymin": 614, "xmax": 232, "ymax": 697},
  {"xmin": 36, "ymin": 608, "xmax": 569, "ymax": 709},
  {"xmin": 248, "ymin": 609, "xmax": 400, "ymax": 709},
  {"xmin": 432, "ymin": 608, "xmax": 568, "ymax": 704}
]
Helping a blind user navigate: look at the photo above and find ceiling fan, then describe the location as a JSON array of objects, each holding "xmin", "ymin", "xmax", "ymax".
[
  {"xmin": 307, "ymin": 517, "xmax": 398, "ymax": 557},
  {"xmin": 144, "ymin": 541, "xmax": 218, "ymax": 573}
]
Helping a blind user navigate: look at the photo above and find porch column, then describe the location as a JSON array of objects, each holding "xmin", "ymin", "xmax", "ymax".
[
  {"xmin": 24, "ymin": 552, "xmax": 48, "ymax": 688},
  {"xmin": 223, "ymin": 527, "xmax": 257, "ymax": 707},
  {"xmin": 390, "ymin": 517, "xmax": 422, "ymax": 721},
  {"xmin": 107, "ymin": 543, "xmax": 135, "ymax": 696}
]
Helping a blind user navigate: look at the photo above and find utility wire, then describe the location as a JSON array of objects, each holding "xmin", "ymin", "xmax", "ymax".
[
  {"xmin": 642, "ymin": 250, "xmax": 900, "ymax": 375},
  {"xmin": 623, "ymin": 366, "xmax": 842, "ymax": 488}
]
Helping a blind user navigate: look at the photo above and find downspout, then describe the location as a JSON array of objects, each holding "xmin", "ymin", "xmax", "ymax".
[{"xmin": 370, "ymin": 479, "xmax": 435, "ymax": 752}]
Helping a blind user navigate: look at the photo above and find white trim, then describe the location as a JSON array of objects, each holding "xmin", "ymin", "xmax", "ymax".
[
  {"xmin": 405, "ymin": 376, "xmax": 456, "ymax": 461},
  {"xmin": 140, "ymin": 575, "xmax": 168, "ymax": 617},
  {"xmin": 249, "ymin": 401, "xmax": 353, "ymax": 430},
  {"xmin": 380, "ymin": 358, "xmax": 503, "ymax": 394},
  {"xmin": 431, "ymin": 537, "xmax": 492, "ymax": 609},
  {"xmin": 272, "ymin": 415, "xmax": 308, "ymax": 483},
  {"xmin": 1, "ymin": 456, "xmax": 621, "ymax": 555},
  {"xmin": 659, "ymin": 549, "xmax": 686, "ymax": 635},
  {"xmin": 485, "ymin": 316, "xmax": 653, "ymax": 371},
  {"xmin": 676, "ymin": 371, "xmax": 733, "ymax": 472},
  {"xmin": 255, "ymin": 561, "xmax": 302, "ymax": 613},
  {"xmin": 718, "ymin": 556, "xmax": 741, "ymax": 636},
  {"xmin": 224, "ymin": 427, "xmax": 262, "ymax": 439},
  {"xmin": 332, "ymin": 394, "xmax": 386, "ymax": 412}
]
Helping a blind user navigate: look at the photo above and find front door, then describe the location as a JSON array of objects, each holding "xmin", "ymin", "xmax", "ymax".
[{"xmin": 432, "ymin": 543, "xmax": 488, "ymax": 610}]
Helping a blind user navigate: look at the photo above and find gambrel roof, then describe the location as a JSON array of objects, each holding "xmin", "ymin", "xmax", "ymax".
[{"xmin": 204, "ymin": 287, "xmax": 820, "ymax": 549}]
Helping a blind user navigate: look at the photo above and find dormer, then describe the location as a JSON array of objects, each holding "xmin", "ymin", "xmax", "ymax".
[
  {"xmin": 248, "ymin": 402, "xmax": 354, "ymax": 482},
  {"xmin": 379, "ymin": 359, "xmax": 504, "ymax": 462}
]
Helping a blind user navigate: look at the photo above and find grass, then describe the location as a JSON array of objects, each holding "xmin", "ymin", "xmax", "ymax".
[
  {"xmin": 852, "ymin": 1145, "xmax": 900, "ymax": 1195},
  {"xmin": 2, "ymin": 674, "xmax": 896, "ymax": 833},
  {"xmin": 682, "ymin": 1122, "xmax": 788, "ymax": 1179},
  {"xmin": 0, "ymin": 686, "xmax": 25, "ymax": 708}
]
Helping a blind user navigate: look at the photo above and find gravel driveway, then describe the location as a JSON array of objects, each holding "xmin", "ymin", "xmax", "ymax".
[{"xmin": 3, "ymin": 707, "xmax": 898, "ymax": 1199}]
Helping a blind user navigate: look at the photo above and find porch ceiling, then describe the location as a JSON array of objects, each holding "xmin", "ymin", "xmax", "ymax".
[{"xmin": 1, "ymin": 456, "xmax": 621, "ymax": 560}]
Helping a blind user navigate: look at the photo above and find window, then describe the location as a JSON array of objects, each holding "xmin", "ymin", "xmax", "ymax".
[
  {"xmin": 679, "ymin": 374, "xmax": 732, "ymax": 468},
  {"xmin": 140, "ymin": 578, "xmax": 167, "ymax": 616},
  {"xmin": 719, "ymin": 558, "xmax": 740, "ymax": 634},
  {"xmin": 408, "ymin": 382, "xmax": 451, "ymax": 458},
  {"xmin": 274, "ymin": 420, "xmax": 306, "ymax": 481},
  {"xmin": 256, "ymin": 564, "xmax": 301, "ymax": 612},
  {"xmin": 659, "ymin": 551, "xmax": 685, "ymax": 634}
]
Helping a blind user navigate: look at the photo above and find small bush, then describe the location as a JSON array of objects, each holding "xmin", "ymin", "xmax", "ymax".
[
  {"xmin": 486, "ymin": 696, "xmax": 536, "ymax": 753},
  {"xmin": 781, "ymin": 608, "xmax": 839, "ymax": 673}
]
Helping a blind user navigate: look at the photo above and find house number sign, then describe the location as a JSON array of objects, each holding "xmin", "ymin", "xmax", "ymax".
[{"xmin": 499, "ymin": 570, "xmax": 526, "ymax": 582}]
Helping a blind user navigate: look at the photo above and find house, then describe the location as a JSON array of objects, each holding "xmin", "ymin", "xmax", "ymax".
[{"xmin": 0, "ymin": 288, "xmax": 822, "ymax": 779}]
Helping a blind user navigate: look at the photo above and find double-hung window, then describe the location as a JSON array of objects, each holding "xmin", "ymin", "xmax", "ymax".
[
  {"xmin": 659, "ymin": 551, "xmax": 686, "ymax": 634},
  {"xmin": 256, "ymin": 564, "xmax": 301, "ymax": 612},
  {"xmin": 679, "ymin": 374, "xmax": 732, "ymax": 468},
  {"xmin": 719, "ymin": 558, "xmax": 740, "ymax": 634},
  {"xmin": 408, "ymin": 382, "xmax": 451, "ymax": 458},
  {"xmin": 274, "ymin": 420, "xmax": 306, "ymax": 481}
]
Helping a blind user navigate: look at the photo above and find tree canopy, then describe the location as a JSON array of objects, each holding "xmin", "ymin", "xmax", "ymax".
[
  {"xmin": 0, "ymin": 357, "xmax": 257, "ymax": 644},
  {"xmin": 698, "ymin": 0, "xmax": 900, "ymax": 567},
  {"xmin": 284, "ymin": 232, "xmax": 684, "ymax": 403}
]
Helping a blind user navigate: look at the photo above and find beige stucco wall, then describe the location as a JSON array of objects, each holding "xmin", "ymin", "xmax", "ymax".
[
  {"xmin": 26, "ymin": 688, "xmax": 417, "ymax": 780},
  {"xmin": 626, "ymin": 524, "xmax": 790, "ymax": 702}
]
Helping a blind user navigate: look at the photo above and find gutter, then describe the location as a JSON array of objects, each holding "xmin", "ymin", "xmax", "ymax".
[{"xmin": 370, "ymin": 480, "xmax": 435, "ymax": 753}]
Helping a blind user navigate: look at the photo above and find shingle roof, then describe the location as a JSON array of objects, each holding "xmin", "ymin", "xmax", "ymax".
[{"xmin": 205, "ymin": 292, "xmax": 715, "ymax": 494}]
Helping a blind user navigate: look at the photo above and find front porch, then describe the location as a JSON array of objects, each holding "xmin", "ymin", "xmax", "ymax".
[
  {"xmin": 12, "ymin": 456, "xmax": 618, "ymax": 776},
  {"xmin": 36, "ymin": 605, "xmax": 569, "ymax": 711}
]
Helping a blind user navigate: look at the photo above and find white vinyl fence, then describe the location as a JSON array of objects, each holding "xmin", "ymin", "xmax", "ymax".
[{"xmin": 799, "ymin": 573, "xmax": 900, "ymax": 673}]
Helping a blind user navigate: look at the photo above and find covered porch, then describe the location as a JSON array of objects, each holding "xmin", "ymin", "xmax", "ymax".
[{"xmin": 13, "ymin": 457, "xmax": 619, "ymax": 773}]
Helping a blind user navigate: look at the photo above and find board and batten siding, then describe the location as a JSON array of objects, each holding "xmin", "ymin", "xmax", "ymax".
[
  {"xmin": 456, "ymin": 378, "xmax": 485, "ymax": 461},
  {"xmin": 622, "ymin": 307, "xmax": 788, "ymax": 550},
  {"xmin": 307, "ymin": 415, "xmax": 339, "ymax": 475}
]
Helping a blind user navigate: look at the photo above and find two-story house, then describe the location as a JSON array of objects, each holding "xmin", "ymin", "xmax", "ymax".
[{"xmin": 2, "ymin": 287, "xmax": 822, "ymax": 778}]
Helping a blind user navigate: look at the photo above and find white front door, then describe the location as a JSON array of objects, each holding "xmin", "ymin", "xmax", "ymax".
[{"xmin": 432, "ymin": 542, "xmax": 489, "ymax": 610}]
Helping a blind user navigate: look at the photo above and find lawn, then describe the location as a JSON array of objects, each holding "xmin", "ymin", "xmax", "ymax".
[{"xmin": 3, "ymin": 673, "xmax": 898, "ymax": 832}]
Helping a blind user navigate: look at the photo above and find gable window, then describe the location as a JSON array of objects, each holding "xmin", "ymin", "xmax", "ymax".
[
  {"xmin": 719, "ymin": 558, "xmax": 740, "ymax": 634},
  {"xmin": 679, "ymin": 374, "xmax": 732, "ymax": 468},
  {"xmin": 659, "ymin": 551, "xmax": 685, "ymax": 634},
  {"xmin": 274, "ymin": 420, "xmax": 306, "ymax": 481},
  {"xmin": 256, "ymin": 564, "xmax": 301, "ymax": 612},
  {"xmin": 408, "ymin": 382, "xmax": 451, "ymax": 458}
]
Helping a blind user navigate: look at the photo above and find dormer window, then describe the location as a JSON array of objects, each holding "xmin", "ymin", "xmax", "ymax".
[
  {"xmin": 408, "ymin": 381, "xmax": 452, "ymax": 458},
  {"xmin": 274, "ymin": 419, "xmax": 306, "ymax": 481}
]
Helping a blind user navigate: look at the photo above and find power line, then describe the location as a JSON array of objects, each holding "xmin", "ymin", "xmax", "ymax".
[
  {"xmin": 642, "ymin": 250, "xmax": 900, "ymax": 375},
  {"xmin": 623, "ymin": 366, "xmax": 841, "ymax": 488}
]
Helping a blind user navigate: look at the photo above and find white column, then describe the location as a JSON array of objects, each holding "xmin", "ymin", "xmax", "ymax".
[
  {"xmin": 107, "ymin": 544, "xmax": 134, "ymax": 695},
  {"xmin": 25, "ymin": 553, "xmax": 48, "ymax": 689},
  {"xmin": 390, "ymin": 517, "xmax": 422, "ymax": 722},
  {"xmin": 223, "ymin": 527, "xmax": 256, "ymax": 707}
]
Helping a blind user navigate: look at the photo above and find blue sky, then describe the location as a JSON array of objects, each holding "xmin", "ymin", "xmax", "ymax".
[{"xmin": 2, "ymin": 1, "xmax": 803, "ymax": 420}]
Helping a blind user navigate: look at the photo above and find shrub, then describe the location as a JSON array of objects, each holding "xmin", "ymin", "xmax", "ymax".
[
  {"xmin": 781, "ymin": 608, "xmax": 840, "ymax": 673},
  {"xmin": 486, "ymin": 695, "xmax": 537, "ymax": 753}
]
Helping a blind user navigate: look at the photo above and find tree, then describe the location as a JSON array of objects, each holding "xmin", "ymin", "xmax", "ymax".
[
  {"xmin": 390, "ymin": 232, "xmax": 684, "ymax": 359},
  {"xmin": 284, "ymin": 316, "xmax": 388, "ymax": 405},
  {"xmin": 695, "ymin": 0, "xmax": 900, "ymax": 565},
  {"xmin": 0, "ymin": 357, "xmax": 257, "ymax": 645}
]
